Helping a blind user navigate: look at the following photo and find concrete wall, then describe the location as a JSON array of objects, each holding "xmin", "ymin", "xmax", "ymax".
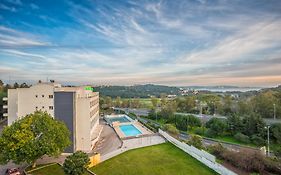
[
  {"xmin": 159, "ymin": 129, "xmax": 237, "ymax": 175},
  {"xmin": 7, "ymin": 89, "xmax": 18, "ymax": 125},
  {"xmin": 76, "ymin": 98, "xmax": 91, "ymax": 151},
  {"xmin": 7, "ymin": 84, "xmax": 55, "ymax": 126},
  {"xmin": 17, "ymin": 84, "xmax": 54, "ymax": 118},
  {"xmin": 54, "ymin": 92, "xmax": 75, "ymax": 153}
]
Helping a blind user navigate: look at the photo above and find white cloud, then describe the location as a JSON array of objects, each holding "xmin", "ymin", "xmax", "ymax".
[
  {"xmin": 181, "ymin": 19, "xmax": 281, "ymax": 64},
  {"xmin": 0, "ymin": 26, "xmax": 50, "ymax": 47}
]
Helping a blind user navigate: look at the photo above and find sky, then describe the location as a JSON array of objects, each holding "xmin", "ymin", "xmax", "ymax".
[{"xmin": 0, "ymin": 0, "xmax": 281, "ymax": 87}]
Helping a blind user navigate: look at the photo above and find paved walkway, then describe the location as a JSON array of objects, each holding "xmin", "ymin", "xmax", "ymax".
[{"xmin": 93, "ymin": 119, "xmax": 122, "ymax": 155}]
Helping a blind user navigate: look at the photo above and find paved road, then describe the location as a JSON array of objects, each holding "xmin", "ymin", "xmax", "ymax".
[
  {"xmin": 113, "ymin": 107, "xmax": 150, "ymax": 116},
  {"xmin": 178, "ymin": 131, "xmax": 257, "ymax": 152},
  {"xmin": 133, "ymin": 115, "xmax": 258, "ymax": 152}
]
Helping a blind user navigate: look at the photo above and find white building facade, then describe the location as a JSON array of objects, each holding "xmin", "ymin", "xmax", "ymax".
[{"xmin": 3, "ymin": 82, "xmax": 100, "ymax": 153}]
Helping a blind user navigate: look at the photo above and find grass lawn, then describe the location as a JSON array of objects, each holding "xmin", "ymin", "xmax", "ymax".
[
  {"xmin": 90, "ymin": 143, "xmax": 218, "ymax": 175},
  {"xmin": 26, "ymin": 163, "xmax": 92, "ymax": 175}
]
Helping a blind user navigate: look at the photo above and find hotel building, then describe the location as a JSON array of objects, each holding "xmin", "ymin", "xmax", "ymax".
[{"xmin": 2, "ymin": 82, "xmax": 100, "ymax": 153}]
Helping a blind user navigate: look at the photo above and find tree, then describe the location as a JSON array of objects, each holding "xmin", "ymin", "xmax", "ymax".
[
  {"xmin": 222, "ymin": 95, "xmax": 233, "ymax": 115},
  {"xmin": 160, "ymin": 101, "xmax": 177, "ymax": 121},
  {"xmin": 237, "ymin": 101, "xmax": 252, "ymax": 115},
  {"xmin": 271, "ymin": 123, "xmax": 281, "ymax": 144},
  {"xmin": 252, "ymin": 91, "xmax": 278, "ymax": 118},
  {"xmin": 205, "ymin": 118, "xmax": 227, "ymax": 136},
  {"xmin": 3, "ymin": 84, "xmax": 11, "ymax": 92},
  {"xmin": 160, "ymin": 93, "xmax": 167, "ymax": 107},
  {"xmin": 131, "ymin": 98, "xmax": 140, "ymax": 108},
  {"xmin": 104, "ymin": 96, "xmax": 112, "ymax": 108},
  {"xmin": 186, "ymin": 115, "xmax": 201, "ymax": 129},
  {"xmin": 63, "ymin": 151, "xmax": 90, "ymax": 175},
  {"xmin": 0, "ymin": 80, "xmax": 3, "ymax": 91},
  {"xmin": 20, "ymin": 82, "xmax": 29, "ymax": 88},
  {"xmin": 227, "ymin": 114, "xmax": 244, "ymax": 135},
  {"xmin": 0, "ymin": 111, "xmax": 71, "ymax": 167},
  {"xmin": 13, "ymin": 82, "xmax": 19, "ymax": 89},
  {"xmin": 151, "ymin": 97, "xmax": 159, "ymax": 109},
  {"xmin": 242, "ymin": 114, "xmax": 265, "ymax": 137},
  {"xmin": 115, "ymin": 96, "xmax": 122, "ymax": 107}
]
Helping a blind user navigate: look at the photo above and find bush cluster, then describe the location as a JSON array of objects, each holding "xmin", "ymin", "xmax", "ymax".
[
  {"xmin": 234, "ymin": 133, "xmax": 250, "ymax": 143},
  {"xmin": 208, "ymin": 144, "xmax": 281, "ymax": 174},
  {"xmin": 163, "ymin": 124, "xmax": 179, "ymax": 136}
]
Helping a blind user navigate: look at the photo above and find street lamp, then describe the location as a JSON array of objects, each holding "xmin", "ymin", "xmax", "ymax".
[{"xmin": 265, "ymin": 126, "xmax": 271, "ymax": 157}]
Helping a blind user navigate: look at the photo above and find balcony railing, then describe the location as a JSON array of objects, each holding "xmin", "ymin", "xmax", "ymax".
[
  {"xmin": 3, "ymin": 97, "xmax": 7, "ymax": 101},
  {"xmin": 3, "ymin": 105, "xmax": 8, "ymax": 109},
  {"xmin": 3, "ymin": 113, "xmax": 8, "ymax": 117}
]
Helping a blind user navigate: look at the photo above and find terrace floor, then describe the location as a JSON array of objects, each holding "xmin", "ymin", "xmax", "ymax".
[{"xmin": 93, "ymin": 119, "xmax": 122, "ymax": 155}]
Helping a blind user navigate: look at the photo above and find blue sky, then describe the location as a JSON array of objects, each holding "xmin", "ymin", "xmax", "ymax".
[{"xmin": 0, "ymin": 0, "xmax": 281, "ymax": 86}]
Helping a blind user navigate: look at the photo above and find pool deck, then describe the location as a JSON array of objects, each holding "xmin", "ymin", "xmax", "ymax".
[
  {"xmin": 113, "ymin": 121, "xmax": 153, "ymax": 139},
  {"xmin": 105, "ymin": 114, "xmax": 153, "ymax": 139}
]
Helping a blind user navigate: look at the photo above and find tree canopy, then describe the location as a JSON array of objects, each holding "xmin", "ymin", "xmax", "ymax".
[
  {"xmin": 0, "ymin": 111, "xmax": 71, "ymax": 167},
  {"xmin": 63, "ymin": 151, "xmax": 90, "ymax": 175}
]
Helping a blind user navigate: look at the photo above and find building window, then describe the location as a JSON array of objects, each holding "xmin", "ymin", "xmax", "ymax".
[
  {"xmin": 49, "ymin": 95, "xmax": 53, "ymax": 98},
  {"xmin": 42, "ymin": 106, "xmax": 44, "ymax": 109},
  {"xmin": 49, "ymin": 106, "xmax": 53, "ymax": 110},
  {"xmin": 35, "ymin": 95, "xmax": 38, "ymax": 98},
  {"xmin": 35, "ymin": 106, "xmax": 38, "ymax": 110},
  {"xmin": 42, "ymin": 95, "xmax": 45, "ymax": 97}
]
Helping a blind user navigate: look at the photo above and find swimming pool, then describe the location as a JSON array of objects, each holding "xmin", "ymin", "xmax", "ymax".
[
  {"xmin": 119, "ymin": 124, "xmax": 142, "ymax": 137},
  {"xmin": 106, "ymin": 115, "xmax": 131, "ymax": 124}
]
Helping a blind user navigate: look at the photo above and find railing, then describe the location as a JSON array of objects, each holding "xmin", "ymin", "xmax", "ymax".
[{"xmin": 159, "ymin": 129, "xmax": 237, "ymax": 175}]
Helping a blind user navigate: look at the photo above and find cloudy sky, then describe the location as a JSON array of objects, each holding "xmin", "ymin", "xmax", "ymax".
[{"xmin": 0, "ymin": 0, "xmax": 281, "ymax": 87}]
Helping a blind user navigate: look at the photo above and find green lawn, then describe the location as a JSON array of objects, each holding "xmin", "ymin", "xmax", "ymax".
[
  {"xmin": 26, "ymin": 163, "xmax": 92, "ymax": 175},
  {"xmin": 90, "ymin": 143, "xmax": 217, "ymax": 175}
]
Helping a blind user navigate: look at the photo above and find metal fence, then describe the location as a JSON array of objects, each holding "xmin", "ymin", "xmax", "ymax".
[{"xmin": 159, "ymin": 129, "xmax": 237, "ymax": 175}]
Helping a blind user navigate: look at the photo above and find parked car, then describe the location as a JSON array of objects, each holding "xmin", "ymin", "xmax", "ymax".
[{"xmin": 6, "ymin": 168, "xmax": 21, "ymax": 175}]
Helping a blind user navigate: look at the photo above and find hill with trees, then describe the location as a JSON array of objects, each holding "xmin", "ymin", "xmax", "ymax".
[{"xmin": 94, "ymin": 84, "xmax": 180, "ymax": 98}]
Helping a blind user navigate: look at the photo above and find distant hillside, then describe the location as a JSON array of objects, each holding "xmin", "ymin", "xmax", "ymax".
[
  {"xmin": 94, "ymin": 84, "xmax": 180, "ymax": 98},
  {"xmin": 182, "ymin": 85, "xmax": 262, "ymax": 92}
]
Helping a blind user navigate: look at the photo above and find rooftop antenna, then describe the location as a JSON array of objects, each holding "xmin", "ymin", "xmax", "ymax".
[{"xmin": 46, "ymin": 76, "xmax": 49, "ymax": 83}]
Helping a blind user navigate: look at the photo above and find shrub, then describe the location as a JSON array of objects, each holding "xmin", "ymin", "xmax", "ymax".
[
  {"xmin": 194, "ymin": 127, "xmax": 205, "ymax": 136},
  {"xmin": 206, "ymin": 143, "xmax": 226, "ymax": 159},
  {"xmin": 188, "ymin": 135, "xmax": 203, "ymax": 149},
  {"xmin": 163, "ymin": 124, "xmax": 179, "ymax": 135},
  {"xmin": 63, "ymin": 151, "xmax": 90, "ymax": 175},
  {"xmin": 234, "ymin": 132, "xmax": 250, "ymax": 143},
  {"xmin": 251, "ymin": 135, "xmax": 265, "ymax": 146},
  {"xmin": 222, "ymin": 149, "xmax": 266, "ymax": 173},
  {"xmin": 264, "ymin": 158, "xmax": 281, "ymax": 174},
  {"xmin": 205, "ymin": 128, "xmax": 216, "ymax": 138},
  {"xmin": 273, "ymin": 146, "xmax": 281, "ymax": 157}
]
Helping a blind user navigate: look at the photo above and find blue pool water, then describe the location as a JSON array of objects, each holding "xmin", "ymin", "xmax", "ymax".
[{"xmin": 120, "ymin": 124, "xmax": 142, "ymax": 137}]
